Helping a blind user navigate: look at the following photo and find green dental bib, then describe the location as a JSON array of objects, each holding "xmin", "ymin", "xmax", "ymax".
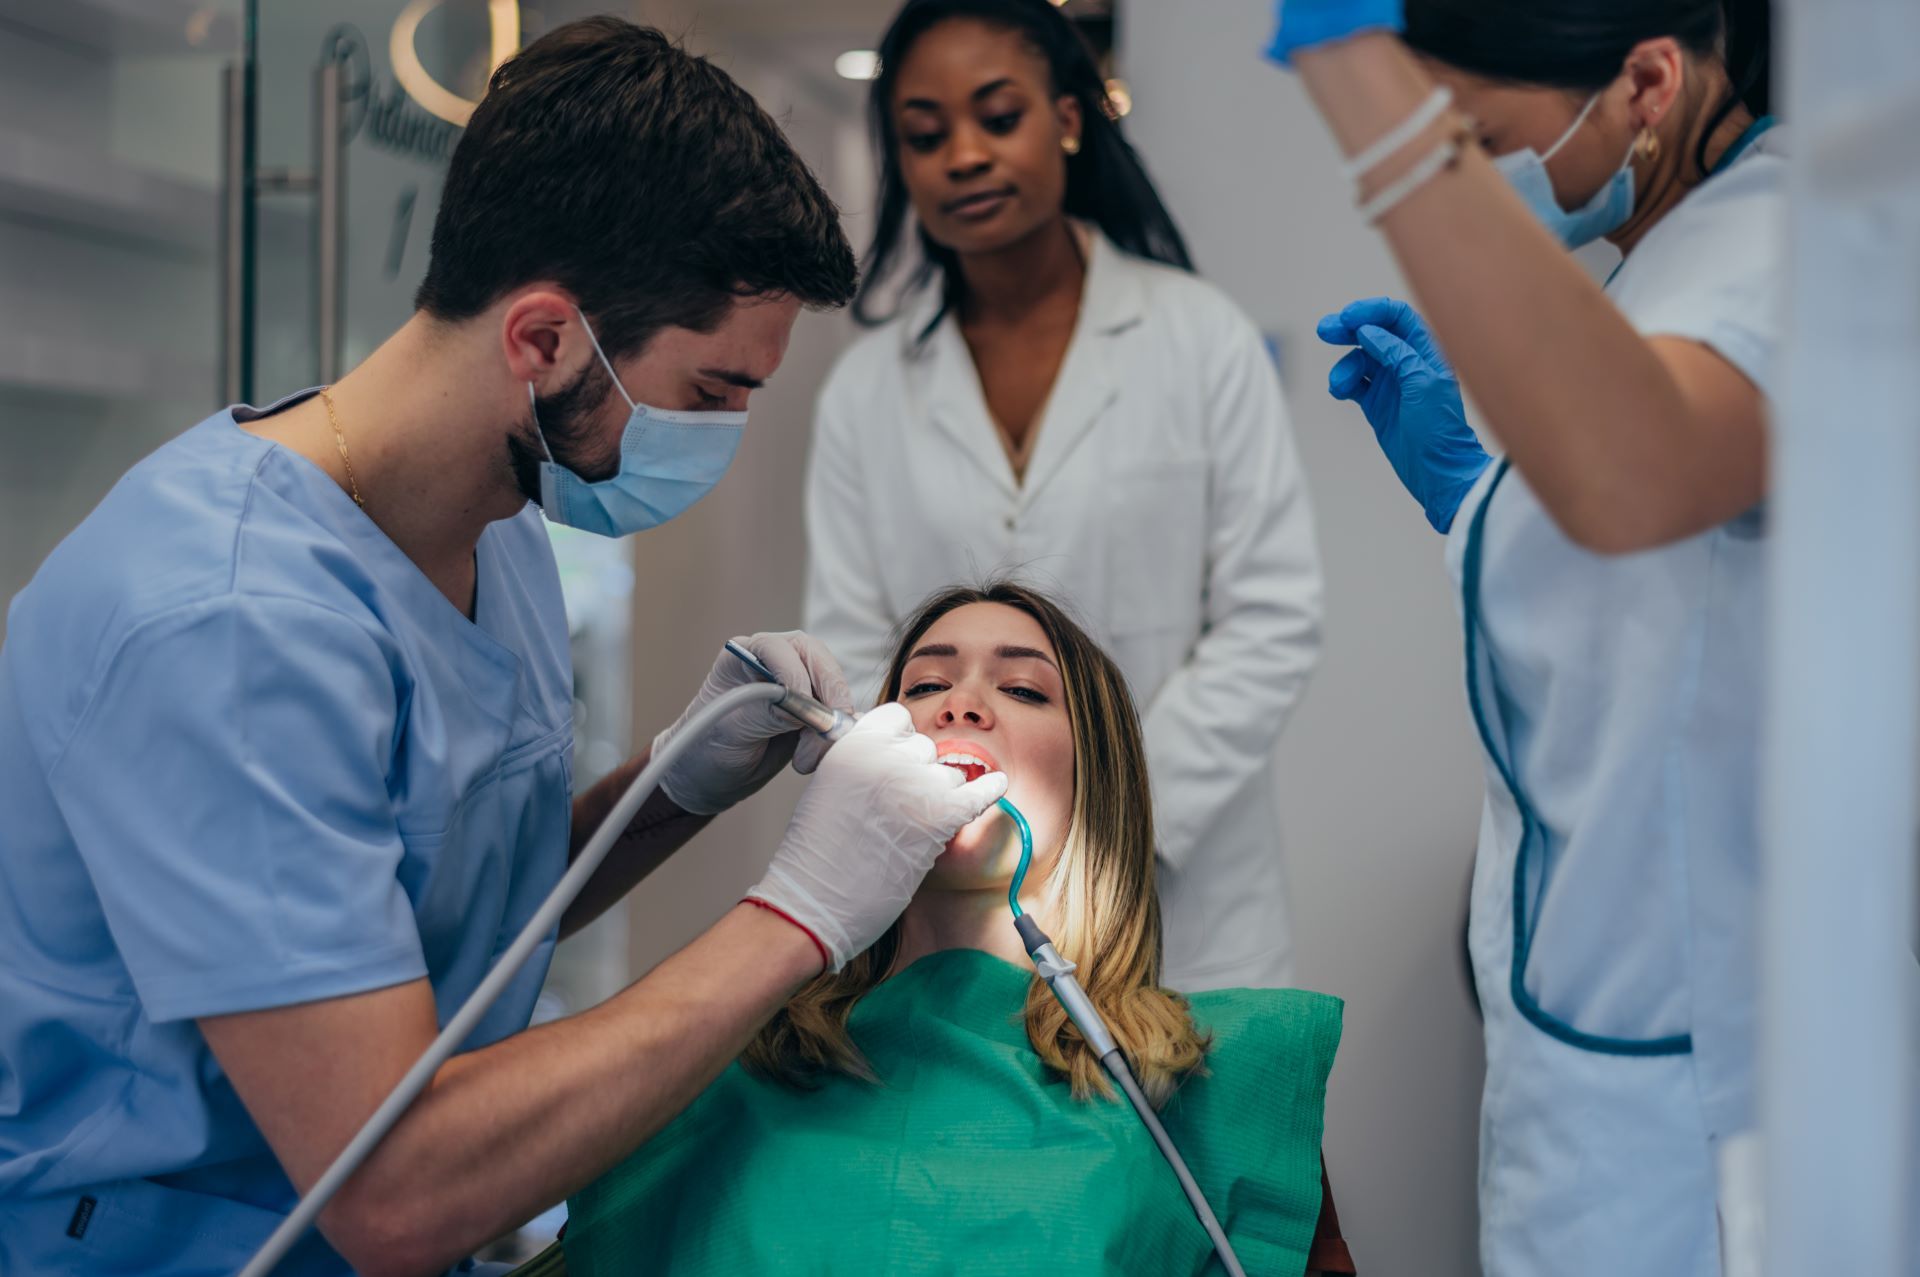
[{"xmin": 559, "ymin": 949, "xmax": 1341, "ymax": 1275}]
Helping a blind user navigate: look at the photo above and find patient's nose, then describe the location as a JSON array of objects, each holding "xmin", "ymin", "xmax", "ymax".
[{"xmin": 936, "ymin": 688, "xmax": 993, "ymax": 729}]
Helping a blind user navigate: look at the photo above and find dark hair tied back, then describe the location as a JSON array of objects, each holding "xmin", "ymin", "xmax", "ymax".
[
  {"xmin": 1403, "ymin": 0, "xmax": 1771, "ymax": 178},
  {"xmin": 853, "ymin": 0, "xmax": 1191, "ymax": 336}
]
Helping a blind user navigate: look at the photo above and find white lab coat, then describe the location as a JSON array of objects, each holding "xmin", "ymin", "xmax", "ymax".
[{"xmin": 804, "ymin": 231, "xmax": 1323, "ymax": 991}]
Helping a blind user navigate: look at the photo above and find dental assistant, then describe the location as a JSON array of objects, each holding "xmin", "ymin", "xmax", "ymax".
[
  {"xmin": 1268, "ymin": 0, "xmax": 1781, "ymax": 1272},
  {"xmin": 0, "ymin": 21, "xmax": 1006, "ymax": 1277},
  {"xmin": 806, "ymin": 0, "xmax": 1323, "ymax": 992}
]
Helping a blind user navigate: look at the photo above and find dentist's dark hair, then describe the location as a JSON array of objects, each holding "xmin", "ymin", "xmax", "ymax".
[
  {"xmin": 415, "ymin": 17, "xmax": 856, "ymax": 359},
  {"xmin": 1402, "ymin": 0, "xmax": 1770, "ymax": 179},
  {"xmin": 853, "ymin": 0, "xmax": 1192, "ymax": 336}
]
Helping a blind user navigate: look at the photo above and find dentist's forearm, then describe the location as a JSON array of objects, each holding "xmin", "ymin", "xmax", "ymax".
[
  {"xmin": 326, "ymin": 903, "xmax": 819, "ymax": 1276},
  {"xmin": 562, "ymin": 744, "xmax": 714, "ymax": 937}
]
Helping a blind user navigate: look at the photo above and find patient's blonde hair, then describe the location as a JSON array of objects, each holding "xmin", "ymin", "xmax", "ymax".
[{"xmin": 743, "ymin": 582, "xmax": 1210, "ymax": 1106}]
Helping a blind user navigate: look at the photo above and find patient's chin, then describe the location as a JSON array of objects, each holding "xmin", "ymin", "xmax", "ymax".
[
  {"xmin": 934, "ymin": 812, "xmax": 1026, "ymax": 884},
  {"xmin": 936, "ymin": 825, "xmax": 1001, "ymax": 877}
]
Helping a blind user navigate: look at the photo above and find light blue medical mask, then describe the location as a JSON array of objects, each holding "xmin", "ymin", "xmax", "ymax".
[
  {"xmin": 527, "ymin": 310, "xmax": 747, "ymax": 537},
  {"xmin": 1492, "ymin": 93, "xmax": 1638, "ymax": 251}
]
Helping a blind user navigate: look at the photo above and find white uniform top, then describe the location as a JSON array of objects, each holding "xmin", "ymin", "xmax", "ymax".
[
  {"xmin": 805, "ymin": 231, "xmax": 1323, "ymax": 990},
  {"xmin": 1446, "ymin": 126, "xmax": 1786, "ymax": 1274}
]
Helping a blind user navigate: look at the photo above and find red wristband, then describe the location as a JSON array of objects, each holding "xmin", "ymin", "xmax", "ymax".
[{"xmin": 742, "ymin": 897, "xmax": 832, "ymax": 974}]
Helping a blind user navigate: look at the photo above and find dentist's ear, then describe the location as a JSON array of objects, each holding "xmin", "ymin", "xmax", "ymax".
[{"xmin": 501, "ymin": 288, "xmax": 586, "ymax": 392}]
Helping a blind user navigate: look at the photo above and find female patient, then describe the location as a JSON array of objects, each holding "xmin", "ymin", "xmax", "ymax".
[{"xmin": 542, "ymin": 583, "xmax": 1342, "ymax": 1275}]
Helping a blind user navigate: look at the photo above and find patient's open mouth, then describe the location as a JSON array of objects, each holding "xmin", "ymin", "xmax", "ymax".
[{"xmin": 934, "ymin": 740, "xmax": 1001, "ymax": 785}]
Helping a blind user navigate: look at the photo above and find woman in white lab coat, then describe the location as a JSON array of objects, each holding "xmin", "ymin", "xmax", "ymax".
[{"xmin": 805, "ymin": 0, "xmax": 1323, "ymax": 992}]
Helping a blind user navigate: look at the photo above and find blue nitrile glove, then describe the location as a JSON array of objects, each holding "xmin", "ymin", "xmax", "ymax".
[
  {"xmin": 1266, "ymin": 0, "xmax": 1405, "ymax": 66},
  {"xmin": 1317, "ymin": 296, "xmax": 1491, "ymax": 534}
]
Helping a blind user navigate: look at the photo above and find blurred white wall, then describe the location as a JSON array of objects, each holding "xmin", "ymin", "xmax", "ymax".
[{"xmin": 1122, "ymin": 4, "xmax": 1487, "ymax": 1271}]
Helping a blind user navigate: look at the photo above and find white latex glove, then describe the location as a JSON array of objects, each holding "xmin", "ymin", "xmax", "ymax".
[
  {"xmin": 747, "ymin": 703, "xmax": 1008, "ymax": 971},
  {"xmin": 654, "ymin": 632, "xmax": 856, "ymax": 816}
]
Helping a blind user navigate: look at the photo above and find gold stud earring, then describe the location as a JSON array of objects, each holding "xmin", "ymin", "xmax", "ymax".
[
  {"xmin": 1061, "ymin": 136, "xmax": 1081, "ymax": 155},
  {"xmin": 1636, "ymin": 127, "xmax": 1661, "ymax": 163}
]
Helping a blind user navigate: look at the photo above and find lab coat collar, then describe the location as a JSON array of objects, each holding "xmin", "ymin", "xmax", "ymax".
[{"xmin": 904, "ymin": 228, "xmax": 1144, "ymax": 501}]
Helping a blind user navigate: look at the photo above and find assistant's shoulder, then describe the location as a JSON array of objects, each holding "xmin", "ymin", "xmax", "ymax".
[
  {"xmin": 1612, "ymin": 139, "xmax": 1787, "ymax": 392},
  {"xmin": 1635, "ymin": 137, "xmax": 1787, "ymax": 282},
  {"xmin": 1674, "ymin": 142, "xmax": 1785, "ymax": 233}
]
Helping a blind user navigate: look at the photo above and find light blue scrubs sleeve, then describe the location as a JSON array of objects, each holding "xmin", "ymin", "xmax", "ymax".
[{"xmin": 42, "ymin": 595, "xmax": 425, "ymax": 1023}]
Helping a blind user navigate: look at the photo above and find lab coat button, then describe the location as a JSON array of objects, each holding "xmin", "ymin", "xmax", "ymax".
[{"xmin": 1004, "ymin": 515, "xmax": 1016, "ymax": 531}]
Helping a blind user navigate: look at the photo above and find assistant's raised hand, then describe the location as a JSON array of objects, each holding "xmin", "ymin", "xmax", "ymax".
[
  {"xmin": 1265, "ymin": 0, "xmax": 1405, "ymax": 67},
  {"xmin": 1318, "ymin": 296, "xmax": 1492, "ymax": 534}
]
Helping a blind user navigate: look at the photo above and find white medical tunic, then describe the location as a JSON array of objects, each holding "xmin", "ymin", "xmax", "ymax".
[
  {"xmin": 0, "ymin": 393, "xmax": 574, "ymax": 1276},
  {"xmin": 805, "ymin": 232, "xmax": 1323, "ymax": 992},
  {"xmin": 1446, "ymin": 129, "xmax": 1786, "ymax": 1274}
]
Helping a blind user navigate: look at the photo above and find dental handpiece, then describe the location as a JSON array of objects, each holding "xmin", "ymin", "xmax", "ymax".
[{"xmin": 724, "ymin": 639, "xmax": 854, "ymax": 741}]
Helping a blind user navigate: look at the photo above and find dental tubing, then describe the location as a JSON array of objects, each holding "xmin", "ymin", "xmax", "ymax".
[
  {"xmin": 241, "ymin": 682, "xmax": 793, "ymax": 1277},
  {"xmin": 999, "ymin": 795, "xmax": 1035, "ymax": 918},
  {"xmin": 998, "ymin": 798, "xmax": 1249, "ymax": 1277}
]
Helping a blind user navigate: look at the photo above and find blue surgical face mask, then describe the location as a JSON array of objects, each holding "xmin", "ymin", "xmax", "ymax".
[
  {"xmin": 1491, "ymin": 92, "xmax": 1637, "ymax": 251},
  {"xmin": 528, "ymin": 310, "xmax": 747, "ymax": 537}
]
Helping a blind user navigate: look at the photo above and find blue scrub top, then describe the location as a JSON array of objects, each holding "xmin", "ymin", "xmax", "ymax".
[{"xmin": 0, "ymin": 392, "xmax": 575, "ymax": 1275}]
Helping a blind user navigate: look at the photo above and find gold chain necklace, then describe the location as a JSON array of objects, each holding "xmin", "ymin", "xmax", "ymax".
[{"xmin": 318, "ymin": 388, "xmax": 365, "ymax": 509}]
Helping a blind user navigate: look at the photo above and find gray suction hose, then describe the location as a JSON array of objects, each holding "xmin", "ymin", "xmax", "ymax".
[
  {"xmin": 1102, "ymin": 1051, "xmax": 1248, "ymax": 1277},
  {"xmin": 1013, "ymin": 914, "xmax": 1249, "ymax": 1277},
  {"xmin": 239, "ymin": 682, "xmax": 787, "ymax": 1277}
]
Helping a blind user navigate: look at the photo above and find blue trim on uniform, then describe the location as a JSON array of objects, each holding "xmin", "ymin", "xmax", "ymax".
[
  {"xmin": 1716, "ymin": 116, "xmax": 1777, "ymax": 173},
  {"xmin": 1461, "ymin": 460, "xmax": 1695, "ymax": 1057},
  {"xmin": 1454, "ymin": 113, "xmax": 1776, "ymax": 1058}
]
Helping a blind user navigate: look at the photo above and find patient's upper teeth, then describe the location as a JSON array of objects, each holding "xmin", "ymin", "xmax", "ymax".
[{"xmin": 937, "ymin": 752, "xmax": 986, "ymax": 768}]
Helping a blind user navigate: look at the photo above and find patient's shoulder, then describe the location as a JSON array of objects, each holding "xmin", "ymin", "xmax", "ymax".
[
  {"xmin": 1176, "ymin": 986, "xmax": 1344, "ymax": 1110},
  {"xmin": 1191, "ymin": 986, "xmax": 1344, "ymax": 1047}
]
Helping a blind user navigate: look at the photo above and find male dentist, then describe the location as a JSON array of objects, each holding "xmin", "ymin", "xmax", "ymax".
[{"xmin": 0, "ymin": 18, "xmax": 1004, "ymax": 1276}]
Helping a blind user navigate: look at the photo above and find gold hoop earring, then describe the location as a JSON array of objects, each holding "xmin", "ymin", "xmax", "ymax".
[
  {"xmin": 1061, "ymin": 136, "xmax": 1081, "ymax": 156},
  {"xmin": 1636, "ymin": 127, "xmax": 1661, "ymax": 164}
]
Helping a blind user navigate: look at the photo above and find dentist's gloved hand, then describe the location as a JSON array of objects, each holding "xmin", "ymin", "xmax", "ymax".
[
  {"xmin": 1266, "ymin": 0, "xmax": 1404, "ymax": 66},
  {"xmin": 654, "ymin": 631, "xmax": 855, "ymax": 816},
  {"xmin": 748, "ymin": 703, "xmax": 1007, "ymax": 972},
  {"xmin": 1318, "ymin": 296, "xmax": 1492, "ymax": 534}
]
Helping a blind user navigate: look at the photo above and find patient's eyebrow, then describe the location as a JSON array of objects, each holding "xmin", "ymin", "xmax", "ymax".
[
  {"xmin": 995, "ymin": 645, "xmax": 1057, "ymax": 669},
  {"xmin": 903, "ymin": 641, "xmax": 1057, "ymax": 670}
]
